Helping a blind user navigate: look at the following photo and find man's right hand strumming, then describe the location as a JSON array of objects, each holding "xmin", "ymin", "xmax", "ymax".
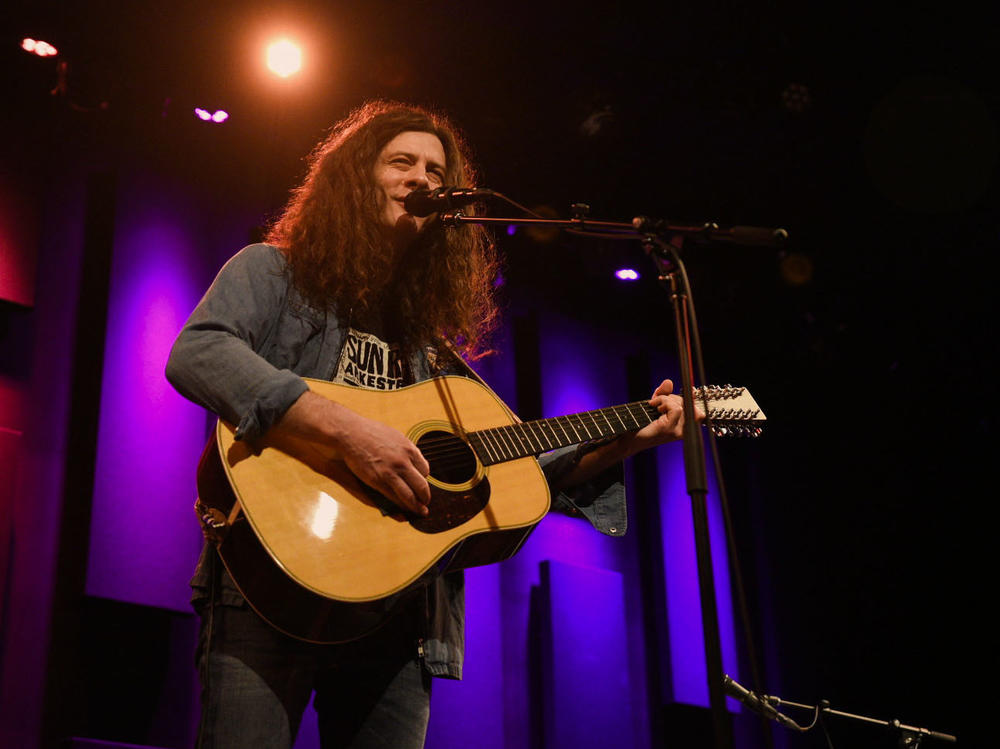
[{"xmin": 275, "ymin": 390, "xmax": 432, "ymax": 516}]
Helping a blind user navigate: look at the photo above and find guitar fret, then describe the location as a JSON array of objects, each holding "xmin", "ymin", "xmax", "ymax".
[
  {"xmin": 599, "ymin": 408, "xmax": 615, "ymax": 436},
  {"xmin": 469, "ymin": 432, "xmax": 499, "ymax": 463},
  {"xmin": 611, "ymin": 406, "xmax": 629, "ymax": 431},
  {"xmin": 642, "ymin": 403, "xmax": 658, "ymax": 424},
  {"xmin": 542, "ymin": 421, "xmax": 559, "ymax": 450},
  {"xmin": 499, "ymin": 426, "xmax": 520, "ymax": 461},
  {"xmin": 501, "ymin": 427, "xmax": 520, "ymax": 461},
  {"xmin": 480, "ymin": 429, "xmax": 503, "ymax": 464},
  {"xmin": 468, "ymin": 433, "xmax": 492, "ymax": 464},
  {"xmin": 554, "ymin": 416, "xmax": 572, "ymax": 445},
  {"xmin": 625, "ymin": 403, "xmax": 646, "ymax": 429},
  {"xmin": 514, "ymin": 423, "xmax": 536, "ymax": 455},
  {"xmin": 519, "ymin": 422, "xmax": 538, "ymax": 453},
  {"xmin": 529, "ymin": 420, "xmax": 553, "ymax": 451},
  {"xmin": 565, "ymin": 415, "xmax": 584, "ymax": 442},
  {"xmin": 526, "ymin": 421, "xmax": 546, "ymax": 453},
  {"xmin": 497, "ymin": 426, "xmax": 520, "ymax": 459}
]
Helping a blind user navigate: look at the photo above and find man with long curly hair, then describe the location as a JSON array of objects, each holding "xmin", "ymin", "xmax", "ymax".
[{"xmin": 167, "ymin": 100, "xmax": 690, "ymax": 748}]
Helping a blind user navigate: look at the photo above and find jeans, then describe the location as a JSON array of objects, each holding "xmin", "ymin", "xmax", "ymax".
[{"xmin": 195, "ymin": 602, "xmax": 431, "ymax": 749}]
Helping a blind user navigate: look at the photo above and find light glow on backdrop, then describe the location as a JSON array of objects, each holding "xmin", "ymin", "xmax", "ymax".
[
  {"xmin": 615, "ymin": 268, "xmax": 640, "ymax": 281},
  {"xmin": 659, "ymin": 443, "xmax": 740, "ymax": 709},
  {"xmin": 85, "ymin": 175, "xmax": 212, "ymax": 611}
]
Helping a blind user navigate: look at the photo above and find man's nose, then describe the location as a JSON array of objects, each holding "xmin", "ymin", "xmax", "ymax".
[{"xmin": 404, "ymin": 170, "xmax": 430, "ymax": 188}]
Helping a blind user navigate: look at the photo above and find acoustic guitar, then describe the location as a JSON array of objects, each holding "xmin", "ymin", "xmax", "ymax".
[{"xmin": 195, "ymin": 375, "xmax": 764, "ymax": 643}]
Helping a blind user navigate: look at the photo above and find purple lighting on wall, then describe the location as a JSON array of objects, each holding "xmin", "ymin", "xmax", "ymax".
[
  {"xmin": 614, "ymin": 268, "xmax": 639, "ymax": 281},
  {"xmin": 659, "ymin": 446, "xmax": 740, "ymax": 709},
  {"xmin": 86, "ymin": 174, "xmax": 212, "ymax": 611}
]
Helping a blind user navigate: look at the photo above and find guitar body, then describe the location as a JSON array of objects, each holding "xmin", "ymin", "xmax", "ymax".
[{"xmin": 197, "ymin": 376, "xmax": 550, "ymax": 643}]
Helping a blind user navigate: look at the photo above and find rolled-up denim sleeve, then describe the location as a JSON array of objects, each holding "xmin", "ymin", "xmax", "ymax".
[
  {"xmin": 538, "ymin": 444, "xmax": 627, "ymax": 537},
  {"xmin": 165, "ymin": 244, "xmax": 309, "ymax": 442}
]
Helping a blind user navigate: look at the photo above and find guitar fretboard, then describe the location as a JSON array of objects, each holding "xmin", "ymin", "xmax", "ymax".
[{"xmin": 467, "ymin": 401, "xmax": 660, "ymax": 466}]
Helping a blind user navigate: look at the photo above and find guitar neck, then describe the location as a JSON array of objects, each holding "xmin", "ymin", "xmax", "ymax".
[
  {"xmin": 465, "ymin": 385, "xmax": 765, "ymax": 467},
  {"xmin": 467, "ymin": 401, "xmax": 659, "ymax": 466}
]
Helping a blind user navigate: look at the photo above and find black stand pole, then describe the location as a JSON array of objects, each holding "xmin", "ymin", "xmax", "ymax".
[{"xmin": 652, "ymin": 238, "xmax": 732, "ymax": 749}]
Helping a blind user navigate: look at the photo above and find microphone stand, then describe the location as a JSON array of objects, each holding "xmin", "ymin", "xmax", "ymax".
[
  {"xmin": 766, "ymin": 695, "xmax": 958, "ymax": 747},
  {"xmin": 644, "ymin": 231, "xmax": 731, "ymax": 749},
  {"xmin": 441, "ymin": 206, "xmax": 784, "ymax": 749}
]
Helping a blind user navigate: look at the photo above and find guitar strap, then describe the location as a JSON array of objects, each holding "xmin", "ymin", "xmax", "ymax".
[{"xmin": 440, "ymin": 339, "xmax": 491, "ymax": 389}]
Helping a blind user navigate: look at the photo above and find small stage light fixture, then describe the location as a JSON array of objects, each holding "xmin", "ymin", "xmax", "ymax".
[
  {"xmin": 194, "ymin": 108, "xmax": 229, "ymax": 123},
  {"xmin": 615, "ymin": 268, "xmax": 640, "ymax": 281},
  {"xmin": 21, "ymin": 38, "xmax": 58, "ymax": 57},
  {"xmin": 266, "ymin": 39, "xmax": 303, "ymax": 78}
]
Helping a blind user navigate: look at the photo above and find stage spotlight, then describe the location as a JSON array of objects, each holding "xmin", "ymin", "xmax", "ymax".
[
  {"xmin": 615, "ymin": 268, "xmax": 640, "ymax": 281},
  {"xmin": 22, "ymin": 38, "xmax": 58, "ymax": 57},
  {"xmin": 266, "ymin": 39, "xmax": 303, "ymax": 78},
  {"xmin": 194, "ymin": 108, "xmax": 229, "ymax": 123}
]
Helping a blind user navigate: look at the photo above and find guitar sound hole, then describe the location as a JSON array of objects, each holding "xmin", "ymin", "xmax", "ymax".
[
  {"xmin": 410, "ymin": 430, "xmax": 489, "ymax": 534},
  {"xmin": 418, "ymin": 430, "xmax": 478, "ymax": 485}
]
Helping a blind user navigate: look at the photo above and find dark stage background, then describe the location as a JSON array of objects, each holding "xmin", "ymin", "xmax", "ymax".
[{"xmin": 1, "ymin": 1, "xmax": 994, "ymax": 747}]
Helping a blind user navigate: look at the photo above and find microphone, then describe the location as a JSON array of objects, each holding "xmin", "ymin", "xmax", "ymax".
[
  {"xmin": 403, "ymin": 187, "xmax": 493, "ymax": 217},
  {"xmin": 722, "ymin": 675, "xmax": 803, "ymax": 731},
  {"xmin": 725, "ymin": 225, "xmax": 789, "ymax": 247}
]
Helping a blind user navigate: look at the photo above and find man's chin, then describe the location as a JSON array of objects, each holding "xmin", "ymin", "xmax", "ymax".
[{"xmin": 381, "ymin": 213, "xmax": 422, "ymax": 250}]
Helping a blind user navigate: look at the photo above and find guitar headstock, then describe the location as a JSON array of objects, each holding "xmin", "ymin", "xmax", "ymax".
[{"xmin": 695, "ymin": 385, "xmax": 766, "ymax": 437}]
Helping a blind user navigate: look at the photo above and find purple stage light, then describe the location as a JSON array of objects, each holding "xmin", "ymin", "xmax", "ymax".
[
  {"xmin": 614, "ymin": 268, "xmax": 639, "ymax": 281},
  {"xmin": 194, "ymin": 108, "xmax": 228, "ymax": 123}
]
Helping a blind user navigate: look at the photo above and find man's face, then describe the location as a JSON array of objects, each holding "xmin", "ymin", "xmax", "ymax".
[{"xmin": 373, "ymin": 131, "xmax": 447, "ymax": 232}]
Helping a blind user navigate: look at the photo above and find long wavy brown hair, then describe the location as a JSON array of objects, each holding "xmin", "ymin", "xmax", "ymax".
[{"xmin": 266, "ymin": 101, "xmax": 498, "ymax": 359}]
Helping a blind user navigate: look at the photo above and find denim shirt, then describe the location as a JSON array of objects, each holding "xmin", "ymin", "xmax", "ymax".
[{"xmin": 165, "ymin": 243, "xmax": 627, "ymax": 679}]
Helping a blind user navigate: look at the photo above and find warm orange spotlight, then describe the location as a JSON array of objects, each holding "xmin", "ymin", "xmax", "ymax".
[{"xmin": 266, "ymin": 39, "xmax": 303, "ymax": 78}]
